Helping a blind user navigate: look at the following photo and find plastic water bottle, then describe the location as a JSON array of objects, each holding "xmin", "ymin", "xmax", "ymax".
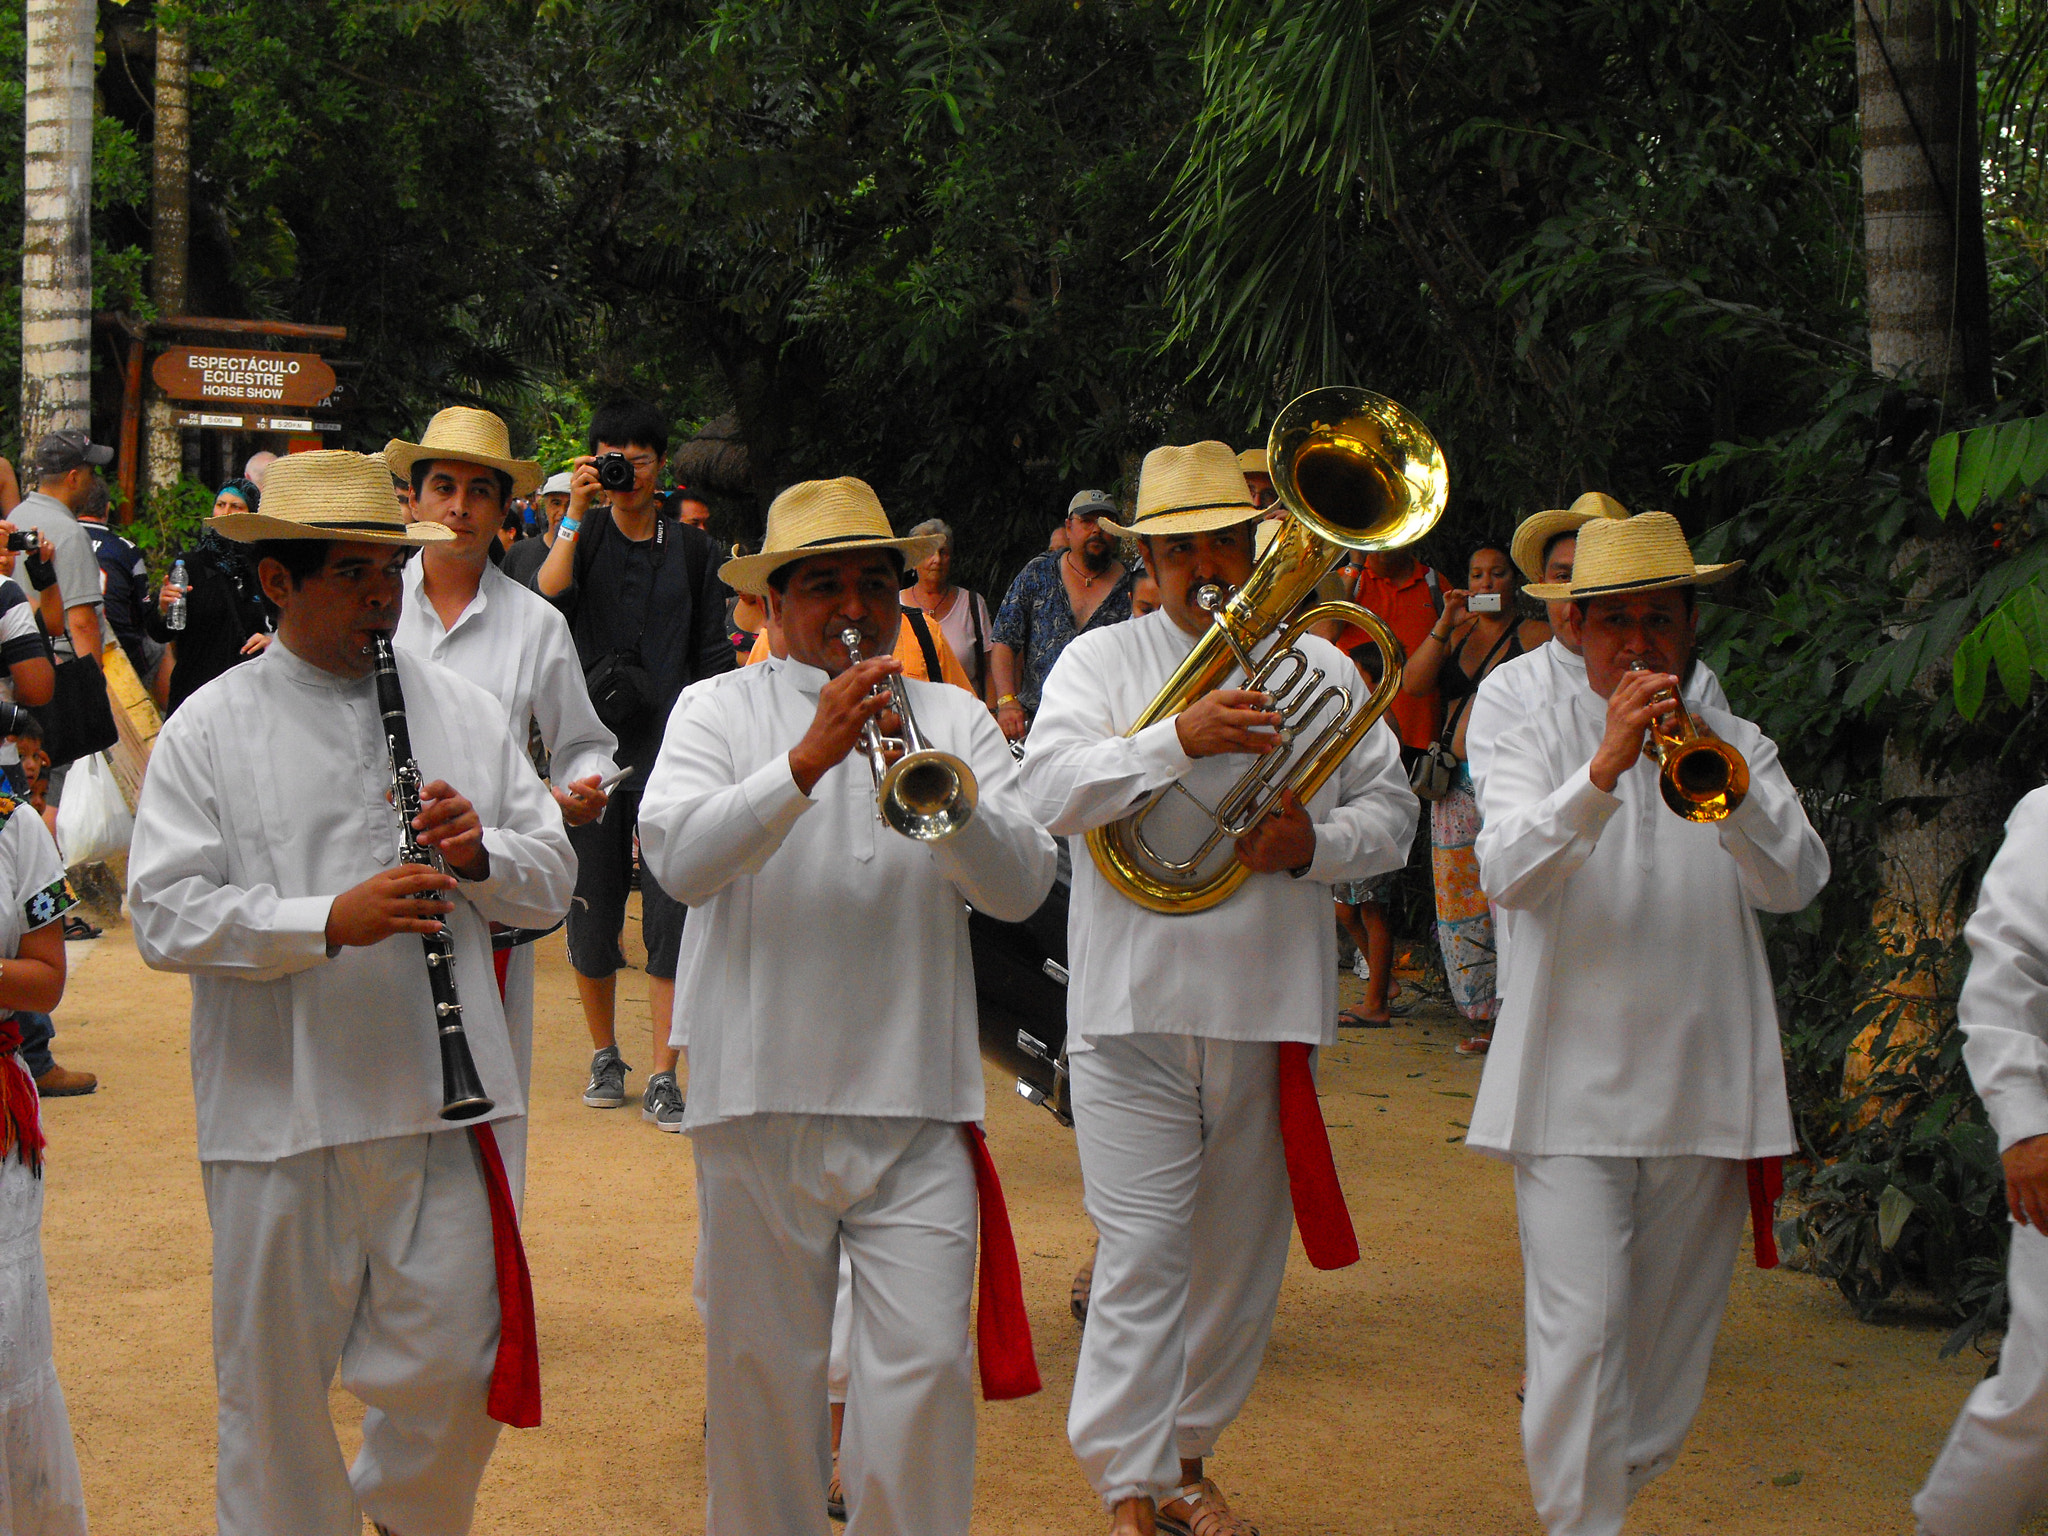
[{"xmin": 166, "ymin": 559, "xmax": 188, "ymax": 631}]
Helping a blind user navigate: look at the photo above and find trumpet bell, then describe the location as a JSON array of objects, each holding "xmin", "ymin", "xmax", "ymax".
[
  {"xmin": 1657, "ymin": 737, "xmax": 1749, "ymax": 822},
  {"xmin": 1268, "ymin": 386, "xmax": 1449, "ymax": 552},
  {"xmin": 879, "ymin": 749, "xmax": 978, "ymax": 842}
]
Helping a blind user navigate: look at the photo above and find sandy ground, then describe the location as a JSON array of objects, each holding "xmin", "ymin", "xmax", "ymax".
[{"xmin": 34, "ymin": 907, "xmax": 2021, "ymax": 1535}]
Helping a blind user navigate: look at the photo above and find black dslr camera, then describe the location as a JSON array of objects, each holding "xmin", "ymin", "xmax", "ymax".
[
  {"xmin": 592, "ymin": 452, "xmax": 637, "ymax": 493},
  {"xmin": 3, "ymin": 532, "xmax": 32, "ymax": 552}
]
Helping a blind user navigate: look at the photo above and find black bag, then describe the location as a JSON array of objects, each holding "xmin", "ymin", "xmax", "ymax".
[
  {"xmin": 584, "ymin": 648, "xmax": 654, "ymax": 733},
  {"xmin": 40, "ymin": 654, "xmax": 118, "ymax": 767}
]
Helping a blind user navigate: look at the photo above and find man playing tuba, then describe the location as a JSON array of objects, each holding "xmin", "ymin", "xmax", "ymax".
[{"xmin": 1020, "ymin": 442, "xmax": 1417, "ymax": 1536}]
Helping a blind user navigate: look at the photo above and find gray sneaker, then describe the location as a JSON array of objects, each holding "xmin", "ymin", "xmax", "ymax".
[
  {"xmin": 583, "ymin": 1046, "xmax": 630, "ymax": 1108},
  {"xmin": 642, "ymin": 1070, "xmax": 685, "ymax": 1132}
]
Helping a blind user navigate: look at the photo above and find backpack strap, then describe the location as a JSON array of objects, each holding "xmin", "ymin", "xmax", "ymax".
[{"xmin": 903, "ymin": 606, "xmax": 944, "ymax": 684}]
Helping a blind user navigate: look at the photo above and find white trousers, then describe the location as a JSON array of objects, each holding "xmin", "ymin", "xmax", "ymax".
[
  {"xmin": 829, "ymin": 1249, "xmax": 854, "ymax": 1405},
  {"xmin": 0, "ymin": 1150, "xmax": 86, "ymax": 1536},
  {"xmin": 202, "ymin": 1132, "xmax": 503, "ymax": 1536},
  {"xmin": 1916, "ymin": 1221, "xmax": 2048, "ymax": 1535},
  {"xmin": 1067, "ymin": 1034, "xmax": 1293, "ymax": 1506},
  {"xmin": 692, "ymin": 1114, "xmax": 977, "ymax": 1536},
  {"xmin": 1514, "ymin": 1155, "xmax": 1748, "ymax": 1536}
]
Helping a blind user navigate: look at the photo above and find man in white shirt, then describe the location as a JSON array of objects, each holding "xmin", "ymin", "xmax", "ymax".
[
  {"xmin": 1471, "ymin": 512, "xmax": 1829, "ymax": 1536},
  {"xmin": 1465, "ymin": 492, "xmax": 1728, "ymax": 804},
  {"xmin": 388, "ymin": 407, "xmax": 619, "ymax": 1171},
  {"xmin": 639, "ymin": 477, "xmax": 1056, "ymax": 1536},
  {"xmin": 126, "ymin": 451, "xmax": 576, "ymax": 1536},
  {"xmin": 1019, "ymin": 441, "xmax": 1418, "ymax": 1536},
  {"xmin": 1915, "ymin": 788, "xmax": 2048, "ymax": 1536}
]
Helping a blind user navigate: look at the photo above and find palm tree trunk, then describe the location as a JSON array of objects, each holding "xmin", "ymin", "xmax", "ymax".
[
  {"xmin": 144, "ymin": 17, "xmax": 190, "ymax": 503},
  {"xmin": 19, "ymin": 0, "xmax": 95, "ymax": 447}
]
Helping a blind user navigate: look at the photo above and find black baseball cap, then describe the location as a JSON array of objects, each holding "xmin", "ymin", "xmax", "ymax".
[{"xmin": 32, "ymin": 431, "xmax": 112, "ymax": 475}]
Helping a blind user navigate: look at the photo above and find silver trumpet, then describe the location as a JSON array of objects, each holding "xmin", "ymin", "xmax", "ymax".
[{"xmin": 840, "ymin": 625, "xmax": 978, "ymax": 841}]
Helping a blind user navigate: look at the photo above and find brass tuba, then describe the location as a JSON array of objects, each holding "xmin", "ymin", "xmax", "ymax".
[{"xmin": 1086, "ymin": 387, "xmax": 1448, "ymax": 913}]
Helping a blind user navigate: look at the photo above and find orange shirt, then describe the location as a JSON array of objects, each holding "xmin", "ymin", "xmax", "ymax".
[
  {"xmin": 745, "ymin": 609, "xmax": 977, "ymax": 692},
  {"xmin": 1348, "ymin": 562, "xmax": 1446, "ymax": 749}
]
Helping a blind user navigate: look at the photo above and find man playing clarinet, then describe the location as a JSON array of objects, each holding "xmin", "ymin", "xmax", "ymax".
[
  {"xmin": 1020, "ymin": 441, "xmax": 1417, "ymax": 1536},
  {"xmin": 1471, "ymin": 512, "xmax": 1828, "ymax": 1536},
  {"xmin": 127, "ymin": 451, "xmax": 575, "ymax": 1536}
]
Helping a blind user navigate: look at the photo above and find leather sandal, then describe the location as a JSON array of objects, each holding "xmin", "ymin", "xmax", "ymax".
[
  {"xmin": 1156, "ymin": 1479, "xmax": 1260, "ymax": 1536},
  {"xmin": 1072, "ymin": 1243, "xmax": 1096, "ymax": 1325},
  {"xmin": 827, "ymin": 1458, "xmax": 846, "ymax": 1522}
]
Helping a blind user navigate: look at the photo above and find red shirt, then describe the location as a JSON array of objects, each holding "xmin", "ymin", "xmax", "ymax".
[{"xmin": 1348, "ymin": 562, "xmax": 1446, "ymax": 749}]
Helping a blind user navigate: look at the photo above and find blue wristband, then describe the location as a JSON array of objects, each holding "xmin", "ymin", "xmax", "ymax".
[{"xmin": 558, "ymin": 517, "xmax": 581, "ymax": 540}]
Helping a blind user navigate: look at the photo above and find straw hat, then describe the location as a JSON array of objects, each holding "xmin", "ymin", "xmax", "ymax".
[
  {"xmin": 1101, "ymin": 442, "xmax": 1258, "ymax": 538},
  {"xmin": 384, "ymin": 407, "xmax": 544, "ymax": 498},
  {"xmin": 210, "ymin": 451, "xmax": 454, "ymax": 546},
  {"xmin": 1236, "ymin": 447, "xmax": 1270, "ymax": 477},
  {"xmin": 1509, "ymin": 491, "xmax": 1630, "ymax": 583},
  {"xmin": 717, "ymin": 478, "xmax": 943, "ymax": 596},
  {"xmin": 1523, "ymin": 511, "xmax": 1741, "ymax": 601}
]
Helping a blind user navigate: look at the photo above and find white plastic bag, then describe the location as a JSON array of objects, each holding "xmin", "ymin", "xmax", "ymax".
[{"xmin": 54, "ymin": 751, "xmax": 133, "ymax": 867}]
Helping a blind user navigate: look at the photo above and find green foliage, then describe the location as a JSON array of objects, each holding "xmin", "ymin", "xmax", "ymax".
[{"xmin": 133, "ymin": 477, "xmax": 217, "ymax": 573}]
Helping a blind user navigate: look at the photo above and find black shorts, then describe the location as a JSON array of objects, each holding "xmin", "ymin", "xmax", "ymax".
[{"xmin": 565, "ymin": 789, "xmax": 686, "ymax": 980}]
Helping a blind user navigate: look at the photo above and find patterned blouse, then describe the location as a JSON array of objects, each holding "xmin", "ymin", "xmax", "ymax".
[{"xmin": 991, "ymin": 552, "xmax": 1134, "ymax": 714}]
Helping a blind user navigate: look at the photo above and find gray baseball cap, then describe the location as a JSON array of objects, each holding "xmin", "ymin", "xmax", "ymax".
[
  {"xmin": 32, "ymin": 431, "xmax": 112, "ymax": 475},
  {"xmin": 1067, "ymin": 489, "xmax": 1116, "ymax": 519}
]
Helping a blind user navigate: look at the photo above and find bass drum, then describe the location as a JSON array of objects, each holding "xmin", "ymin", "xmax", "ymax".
[{"xmin": 968, "ymin": 844, "xmax": 1072, "ymax": 1125}]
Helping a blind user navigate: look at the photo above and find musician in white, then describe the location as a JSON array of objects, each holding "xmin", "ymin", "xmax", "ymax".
[
  {"xmin": 638, "ymin": 478, "xmax": 1055, "ymax": 1536},
  {"xmin": 1020, "ymin": 442, "xmax": 1417, "ymax": 1536},
  {"xmin": 1470, "ymin": 513, "xmax": 1828, "ymax": 1536},
  {"xmin": 127, "ymin": 453, "xmax": 576, "ymax": 1536},
  {"xmin": 1464, "ymin": 492, "xmax": 1727, "ymax": 803},
  {"xmin": 1915, "ymin": 788, "xmax": 2048, "ymax": 1536},
  {"xmin": 389, "ymin": 407, "xmax": 618, "ymax": 1193}
]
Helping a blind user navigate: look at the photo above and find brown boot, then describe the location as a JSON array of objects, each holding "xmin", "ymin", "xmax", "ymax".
[{"xmin": 33, "ymin": 1064, "xmax": 95, "ymax": 1097}]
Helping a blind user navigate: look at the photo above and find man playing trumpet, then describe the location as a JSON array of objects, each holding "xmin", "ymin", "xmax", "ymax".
[
  {"xmin": 638, "ymin": 478, "xmax": 1055, "ymax": 1535},
  {"xmin": 1470, "ymin": 512, "xmax": 1829, "ymax": 1536},
  {"xmin": 1020, "ymin": 442, "xmax": 1417, "ymax": 1536}
]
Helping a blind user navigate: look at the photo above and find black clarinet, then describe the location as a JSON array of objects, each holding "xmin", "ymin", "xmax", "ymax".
[{"xmin": 372, "ymin": 634, "xmax": 494, "ymax": 1121}]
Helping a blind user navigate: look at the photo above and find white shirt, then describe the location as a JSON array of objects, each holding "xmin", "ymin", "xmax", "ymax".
[
  {"xmin": 1958, "ymin": 788, "xmax": 2048, "ymax": 1152},
  {"xmin": 1466, "ymin": 638, "xmax": 1728, "ymax": 802},
  {"xmin": 1467, "ymin": 687, "xmax": 1828, "ymax": 1159},
  {"xmin": 1018, "ymin": 609, "xmax": 1418, "ymax": 1050},
  {"xmin": 126, "ymin": 638, "xmax": 577, "ymax": 1162},
  {"xmin": 639, "ymin": 656, "xmax": 1056, "ymax": 1131},
  {"xmin": 395, "ymin": 559, "xmax": 618, "ymax": 789},
  {"xmin": 0, "ymin": 799, "xmax": 69, "ymax": 963}
]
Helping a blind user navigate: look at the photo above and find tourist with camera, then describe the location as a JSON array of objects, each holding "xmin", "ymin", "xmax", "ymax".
[{"xmin": 536, "ymin": 399, "xmax": 734, "ymax": 1130}]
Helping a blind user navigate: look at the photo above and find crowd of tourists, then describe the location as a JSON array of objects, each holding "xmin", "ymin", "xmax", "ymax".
[{"xmin": 0, "ymin": 401, "xmax": 2044, "ymax": 1536}]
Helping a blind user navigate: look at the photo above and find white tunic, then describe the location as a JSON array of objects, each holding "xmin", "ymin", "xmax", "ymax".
[
  {"xmin": 1958, "ymin": 788, "xmax": 2048, "ymax": 1151},
  {"xmin": 396, "ymin": 558, "xmax": 618, "ymax": 788},
  {"xmin": 1018, "ymin": 609, "xmax": 1418, "ymax": 1049},
  {"xmin": 127, "ymin": 638, "xmax": 578, "ymax": 1162},
  {"xmin": 1467, "ymin": 688, "xmax": 1828, "ymax": 1159},
  {"xmin": 638, "ymin": 656, "xmax": 1056, "ymax": 1130},
  {"xmin": 1466, "ymin": 638, "xmax": 1728, "ymax": 802}
]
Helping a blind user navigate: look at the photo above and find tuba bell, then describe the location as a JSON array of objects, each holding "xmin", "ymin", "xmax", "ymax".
[{"xmin": 1086, "ymin": 387, "xmax": 1449, "ymax": 913}]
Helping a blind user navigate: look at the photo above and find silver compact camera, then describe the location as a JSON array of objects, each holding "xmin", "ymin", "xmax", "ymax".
[{"xmin": 1468, "ymin": 592, "xmax": 1504, "ymax": 614}]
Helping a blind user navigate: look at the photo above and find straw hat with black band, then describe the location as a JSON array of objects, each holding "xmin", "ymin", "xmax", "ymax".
[
  {"xmin": 1508, "ymin": 491, "xmax": 1630, "ymax": 585},
  {"xmin": 1522, "ymin": 511, "xmax": 1741, "ymax": 602},
  {"xmin": 1100, "ymin": 441, "xmax": 1258, "ymax": 540},
  {"xmin": 719, "ymin": 478, "xmax": 943, "ymax": 597},
  {"xmin": 384, "ymin": 406, "xmax": 546, "ymax": 500},
  {"xmin": 210, "ymin": 451, "xmax": 455, "ymax": 547}
]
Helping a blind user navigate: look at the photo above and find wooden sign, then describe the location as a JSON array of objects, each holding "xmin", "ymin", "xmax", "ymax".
[{"xmin": 152, "ymin": 348, "xmax": 337, "ymax": 409}]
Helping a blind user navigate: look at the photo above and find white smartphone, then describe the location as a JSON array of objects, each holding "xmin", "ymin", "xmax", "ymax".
[{"xmin": 1468, "ymin": 592, "xmax": 1504, "ymax": 614}]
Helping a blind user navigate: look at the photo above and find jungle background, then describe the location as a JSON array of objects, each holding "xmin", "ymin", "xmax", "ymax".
[{"xmin": 11, "ymin": 0, "xmax": 2048, "ymax": 1347}]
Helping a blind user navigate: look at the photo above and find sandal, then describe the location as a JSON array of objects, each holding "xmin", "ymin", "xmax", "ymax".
[
  {"xmin": 62, "ymin": 915, "xmax": 101, "ymax": 941},
  {"xmin": 1072, "ymin": 1245, "xmax": 1096, "ymax": 1325},
  {"xmin": 1157, "ymin": 1479, "xmax": 1260, "ymax": 1536},
  {"xmin": 827, "ymin": 1458, "xmax": 846, "ymax": 1523},
  {"xmin": 1455, "ymin": 1035, "xmax": 1491, "ymax": 1057},
  {"xmin": 1337, "ymin": 1009, "xmax": 1391, "ymax": 1029}
]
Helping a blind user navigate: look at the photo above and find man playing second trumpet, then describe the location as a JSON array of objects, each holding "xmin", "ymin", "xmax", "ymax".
[
  {"xmin": 1021, "ymin": 442, "xmax": 1418, "ymax": 1536},
  {"xmin": 1470, "ymin": 512, "xmax": 1829, "ymax": 1536}
]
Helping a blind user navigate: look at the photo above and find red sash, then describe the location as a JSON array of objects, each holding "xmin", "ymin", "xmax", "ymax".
[
  {"xmin": 1746, "ymin": 1156, "xmax": 1784, "ymax": 1269},
  {"xmin": 1276, "ymin": 1042, "xmax": 1358, "ymax": 1270},
  {"xmin": 0, "ymin": 1018, "xmax": 42, "ymax": 1175},
  {"xmin": 962, "ymin": 1124, "xmax": 1040, "ymax": 1400},
  {"xmin": 475, "ymin": 951, "xmax": 540, "ymax": 1428}
]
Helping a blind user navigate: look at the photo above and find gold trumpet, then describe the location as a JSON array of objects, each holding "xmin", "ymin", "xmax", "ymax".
[
  {"xmin": 1630, "ymin": 660, "xmax": 1748, "ymax": 821},
  {"xmin": 841, "ymin": 626, "xmax": 979, "ymax": 841},
  {"xmin": 1086, "ymin": 387, "xmax": 1449, "ymax": 913}
]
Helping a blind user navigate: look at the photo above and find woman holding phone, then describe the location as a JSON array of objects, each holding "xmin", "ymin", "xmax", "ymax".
[{"xmin": 1399, "ymin": 544, "xmax": 1549, "ymax": 1054}]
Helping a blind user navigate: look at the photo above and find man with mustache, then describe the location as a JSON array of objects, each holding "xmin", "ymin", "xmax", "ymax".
[{"xmin": 990, "ymin": 489, "xmax": 1135, "ymax": 742}]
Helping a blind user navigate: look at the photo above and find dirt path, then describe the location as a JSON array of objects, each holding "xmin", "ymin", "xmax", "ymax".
[{"xmin": 41, "ymin": 913, "xmax": 2001, "ymax": 1534}]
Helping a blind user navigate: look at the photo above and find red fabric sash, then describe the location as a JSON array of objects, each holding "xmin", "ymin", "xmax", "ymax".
[
  {"xmin": 1746, "ymin": 1156, "xmax": 1784, "ymax": 1269},
  {"xmin": 961, "ymin": 1124, "xmax": 1041, "ymax": 1400},
  {"xmin": 470, "ymin": 950, "xmax": 539, "ymax": 1428},
  {"xmin": 0, "ymin": 1017, "xmax": 42, "ymax": 1176},
  {"xmin": 1277, "ymin": 1042, "xmax": 1358, "ymax": 1270}
]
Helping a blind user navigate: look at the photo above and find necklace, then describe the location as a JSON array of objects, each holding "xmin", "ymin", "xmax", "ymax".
[{"xmin": 1064, "ymin": 552, "xmax": 1108, "ymax": 587}]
